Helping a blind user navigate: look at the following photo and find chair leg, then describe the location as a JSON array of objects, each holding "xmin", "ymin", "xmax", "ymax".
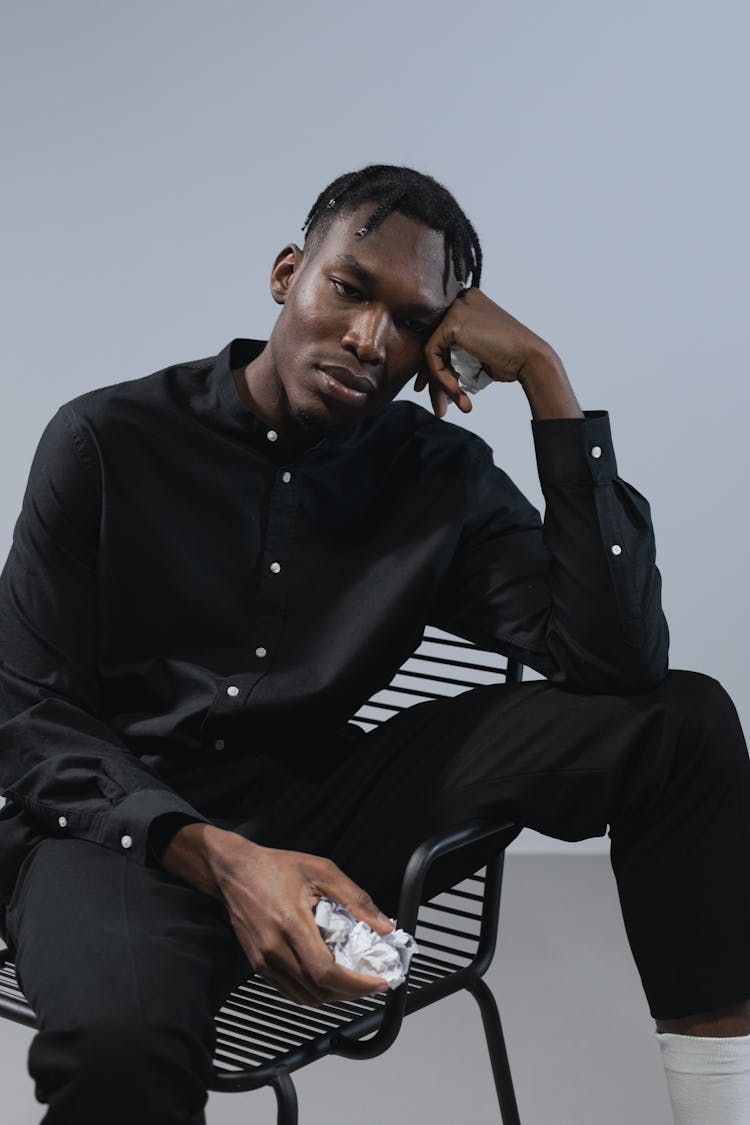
[
  {"xmin": 466, "ymin": 978, "xmax": 521, "ymax": 1125},
  {"xmin": 271, "ymin": 1072, "xmax": 298, "ymax": 1125}
]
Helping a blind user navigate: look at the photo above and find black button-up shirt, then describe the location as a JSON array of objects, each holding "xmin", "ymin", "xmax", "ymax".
[{"xmin": 0, "ymin": 339, "xmax": 668, "ymax": 912}]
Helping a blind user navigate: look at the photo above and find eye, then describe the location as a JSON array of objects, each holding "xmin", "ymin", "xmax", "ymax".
[
  {"xmin": 398, "ymin": 317, "xmax": 433, "ymax": 336},
  {"xmin": 331, "ymin": 278, "xmax": 363, "ymax": 300}
]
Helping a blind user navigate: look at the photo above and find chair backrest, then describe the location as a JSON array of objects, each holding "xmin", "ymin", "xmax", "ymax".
[{"xmin": 352, "ymin": 625, "xmax": 522, "ymax": 732}]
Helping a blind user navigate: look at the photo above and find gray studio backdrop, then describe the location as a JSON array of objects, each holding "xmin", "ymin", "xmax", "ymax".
[{"xmin": 1, "ymin": 0, "xmax": 748, "ymax": 854}]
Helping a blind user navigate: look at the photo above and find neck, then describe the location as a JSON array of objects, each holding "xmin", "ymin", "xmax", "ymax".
[
  {"xmin": 231, "ymin": 348, "xmax": 277, "ymax": 422},
  {"xmin": 231, "ymin": 357, "xmax": 322, "ymax": 454}
]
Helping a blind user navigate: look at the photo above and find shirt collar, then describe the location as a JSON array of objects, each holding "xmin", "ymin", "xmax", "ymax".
[
  {"xmin": 204, "ymin": 337, "xmax": 299, "ymax": 459},
  {"xmin": 210, "ymin": 338, "xmax": 267, "ymax": 430}
]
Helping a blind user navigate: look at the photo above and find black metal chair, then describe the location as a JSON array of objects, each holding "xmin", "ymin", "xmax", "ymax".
[{"xmin": 0, "ymin": 628, "xmax": 523, "ymax": 1124}]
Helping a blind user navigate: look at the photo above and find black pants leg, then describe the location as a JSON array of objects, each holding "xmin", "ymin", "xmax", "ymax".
[
  {"xmin": 5, "ymin": 837, "xmax": 250, "ymax": 1125},
  {"xmin": 252, "ymin": 670, "xmax": 750, "ymax": 1021}
]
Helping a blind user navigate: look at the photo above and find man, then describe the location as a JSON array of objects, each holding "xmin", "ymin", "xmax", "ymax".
[{"xmin": 1, "ymin": 164, "xmax": 748, "ymax": 1124}]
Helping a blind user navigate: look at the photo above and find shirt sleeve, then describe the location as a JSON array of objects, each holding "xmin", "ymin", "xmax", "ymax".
[
  {"xmin": 0, "ymin": 406, "xmax": 208, "ymax": 866},
  {"xmin": 433, "ymin": 411, "xmax": 669, "ymax": 692}
]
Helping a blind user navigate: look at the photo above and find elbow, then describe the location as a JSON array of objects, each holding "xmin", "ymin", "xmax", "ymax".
[
  {"xmin": 549, "ymin": 618, "xmax": 670, "ymax": 696},
  {"xmin": 612, "ymin": 656, "xmax": 669, "ymax": 695},
  {"xmin": 619, "ymin": 615, "xmax": 670, "ymax": 693},
  {"xmin": 555, "ymin": 660, "xmax": 669, "ymax": 696}
]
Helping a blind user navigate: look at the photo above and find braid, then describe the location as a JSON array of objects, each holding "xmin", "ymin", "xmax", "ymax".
[
  {"xmin": 302, "ymin": 164, "xmax": 482, "ymax": 287},
  {"xmin": 301, "ymin": 169, "xmax": 371, "ymax": 235},
  {"xmin": 354, "ymin": 188, "xmax": 407, "ymax": 237}
]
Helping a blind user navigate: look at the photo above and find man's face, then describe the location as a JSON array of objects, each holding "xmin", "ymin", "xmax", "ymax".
[{"xmin": 263, "ymin": 202, "xmax": 463, "ymax": 440}]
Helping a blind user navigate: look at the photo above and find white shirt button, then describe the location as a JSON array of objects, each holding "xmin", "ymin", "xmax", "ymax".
[
  {"xmin": 282, "ymin": 471, "xmax": 292, "ymax": 483},
  {"xmin": 611, "ymin": 544, "xmax": 622, "ymax": 556},
  {"xmin": 121, "ymin": 834, "xmax": 133, "ymax": 849},
  {"xmin": 58, "ymin": 815, "xmax": 67, "ymax": 828},
  {"xmin": 214, "ymin": 738, "xmax": 225, "ymax": 751},
  {"xmin": 267, "ymin": 430, "xmax": 278, "ymax": 442},
  {"xmin": 226, "ymin": 685, "xmax": 240, "ymax": 698},
  {"xmin": 255, "ymin": 646, "xmax": 267, "ymax": 658},
  {"xmin": 590, "ymin": 445, "xmax": 602, "ymax": 459},
  {"xmin": 270, "ymin": 562, "xmax": 281, "ymax": 574}
]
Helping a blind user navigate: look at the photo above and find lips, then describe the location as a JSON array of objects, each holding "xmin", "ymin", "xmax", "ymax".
[{"xmin": 317, "ymin": 364, "xmax": 377, "ymax": 396}]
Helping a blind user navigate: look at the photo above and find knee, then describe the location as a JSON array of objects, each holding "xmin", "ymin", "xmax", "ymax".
[
  {"xmin": 652, "ymin": 670, "xmax": 748, "ymax": 773},
  {"xmin": 655, "ymin": 669, "xmax": 736, "ymax": 723}
]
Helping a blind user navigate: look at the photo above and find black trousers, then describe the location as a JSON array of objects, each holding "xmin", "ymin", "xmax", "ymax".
[{"xmin": 6, "ymin": 670, "xmax": 750, "ymax": 1124}]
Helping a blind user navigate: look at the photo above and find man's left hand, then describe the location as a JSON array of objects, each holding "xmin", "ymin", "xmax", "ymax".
[{"xmin": 414, "ymin": 287, "xmax": 582, "ymax": 421}]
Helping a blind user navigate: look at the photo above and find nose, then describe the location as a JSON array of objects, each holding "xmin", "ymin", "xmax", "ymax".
[{"xmin": 341, "ymin": 305, "xmax": 389, "ymax": 366}]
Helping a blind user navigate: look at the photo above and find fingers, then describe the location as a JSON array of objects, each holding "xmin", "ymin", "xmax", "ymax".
[
  {"xmin": 429, "ymin": 381, "xmax": 451, "ymax": 420},
  {"xmin": 316, "ymin": 862, "xmax": 394, "ymax": 935},
  {"xmin": 227, "ymin": 849, "xmax": 393, "ymax": 1008},
  {"xmin": 414, "ymin": 367, "xmax": 469, "ymax": 419},
  {"xmin": 265, "ymin": 940, "xmax": 377, "ymax": 1008},
  {"xmin": 323, "ymin": 961, "xmax": 390, "ymax": 1000},
  {"xmin": 415, "ymin": 348, "xmax": 473, "ymax": 419},
  {"xmin": 260, "ymin": 963, "xmax": 323, "ymax": 1008},
  {"xmin": 414, "ymin": 368, "xmax": 447, "ymax": 416},
  {"xmin": 278, "ymin": 911, "xmax": 389, "ymax": 1006},
  {"xmin": 246, "ymin": 917, "xmax": 388, "ymax": 1007},
  {"xmin": 427, "ymin": 343, "xmax": 474, "ymax": 417},
  {"xmin": 263, "ymin": 961, "xmax": 388, "ymax": 1008}
]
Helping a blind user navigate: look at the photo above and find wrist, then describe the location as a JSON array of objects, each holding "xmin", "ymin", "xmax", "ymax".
[
  {"xmin": 162, "ymin": 822, "xmax": 256, "ymax": 901},
  {"xmin": 517, "ymin": 344, "xmax": 583, "ymax": 420},
  {"xmin": 517, "ymin": 340, "xmax": 564, "ymax": 382}
]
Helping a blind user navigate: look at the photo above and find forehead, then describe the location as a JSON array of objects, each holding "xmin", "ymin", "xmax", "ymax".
[{"xmin": 308, "ymin": 202, "xmax": 461, "ymax": 305}]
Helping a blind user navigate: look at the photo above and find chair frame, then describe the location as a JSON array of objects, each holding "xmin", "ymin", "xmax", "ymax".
[{"xmin": 0, "ymin": 634, "xmax": 524, "ymax": 1123}]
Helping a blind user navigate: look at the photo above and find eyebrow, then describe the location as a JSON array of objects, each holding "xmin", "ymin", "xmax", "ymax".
[{"xmin": 334, "ymin": 254, "xmax": 449, "ymax": 321}]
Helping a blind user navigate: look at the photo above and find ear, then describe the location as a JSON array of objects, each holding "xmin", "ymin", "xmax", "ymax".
[{"xmin": 270, "ymin": 242, "xmax": 304, "ymax": 305}]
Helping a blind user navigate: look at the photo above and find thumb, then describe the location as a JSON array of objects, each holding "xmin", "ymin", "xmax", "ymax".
[{"xmin": 321, "ymin": 870, "xmax": 394, "ymax": 935}]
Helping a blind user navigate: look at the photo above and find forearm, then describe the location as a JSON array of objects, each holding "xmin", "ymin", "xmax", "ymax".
[
  {"xmin": 517, "ymin": 345, "xmax": 584, "ymax": 421},
  {"xmin": 437, "ymin": 411, "xmax": 668, "ymax": 693},
  {"xmin": 533, "ymin": 411, "xmax": 669, "ymax": 689},
  {"xmin": 0, "ymin": 670, "xmax": 207, "ymax": 864},
  {"xmin": 512, "ymin": 348, "xmax": 667, "ymax": 686}
]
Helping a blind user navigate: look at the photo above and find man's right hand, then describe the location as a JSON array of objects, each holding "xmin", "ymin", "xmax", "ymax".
[{"xmin": 162, "ymin": 823, "xmax": 393, "ymax": 1007}]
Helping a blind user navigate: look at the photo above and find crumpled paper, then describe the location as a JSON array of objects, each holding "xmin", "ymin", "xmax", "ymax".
[
  {"xmin": 313, "ymin": 897, "xmax": 418, "ymax": 990},
  {"xmin": 450, "ymin": 345, "xmax": 494, "ymax": 395}
]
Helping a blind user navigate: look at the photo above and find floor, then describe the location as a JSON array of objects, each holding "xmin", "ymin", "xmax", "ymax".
[{"xmin": 0, "ymin": 853, "xmax": 675, "ymax": 1124}]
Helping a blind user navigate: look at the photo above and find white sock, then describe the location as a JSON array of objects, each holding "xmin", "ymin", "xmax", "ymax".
[{"xmin": 657, "ymin": 1031, "xmax": 750, "ymax": 1124}]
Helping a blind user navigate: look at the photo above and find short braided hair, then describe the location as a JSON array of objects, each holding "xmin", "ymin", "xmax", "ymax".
[{"xmin": 302, "ymin": 164, "xmax": 482, "ymax": 287}]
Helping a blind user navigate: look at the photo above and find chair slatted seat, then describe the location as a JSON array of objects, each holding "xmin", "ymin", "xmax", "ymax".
[{"xmin": 0, "ymin": 627, "xmax": 523, "ymax": 1124}]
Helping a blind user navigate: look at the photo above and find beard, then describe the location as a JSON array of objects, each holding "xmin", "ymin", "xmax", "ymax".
[
  {"xmin": 290, "ymin": 377, "xmax": 379, "ymax": 446},
  {"xmin": 292, "ymin": 404, "xmax": 334, "ymax": 443}
]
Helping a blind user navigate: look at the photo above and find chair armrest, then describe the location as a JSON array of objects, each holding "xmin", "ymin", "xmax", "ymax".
[{"xmin": 331, "ymin": 817, "xmax": 517, "ymax": 1060}]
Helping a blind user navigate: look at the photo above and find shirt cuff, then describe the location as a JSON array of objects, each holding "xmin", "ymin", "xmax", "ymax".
[
  {"xmin": 87, "ymin": 788, "xmax": 208, "ymax": 867},
  {"xmin": 531, "ymin": 410, "xmax": 618, "ymax": 487},
  {"xmin": 147, "ymin": 812, "xmax": 205, "ymax": 866}
]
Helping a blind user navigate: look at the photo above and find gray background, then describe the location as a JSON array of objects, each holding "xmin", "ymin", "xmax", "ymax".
[
  {"xmin": 1, "ymin": 0, "xmax": 748, "ymax": 859},
  {"xmin": 1, "ymin": 3, "xmax": 747, "ymax": 1122}
]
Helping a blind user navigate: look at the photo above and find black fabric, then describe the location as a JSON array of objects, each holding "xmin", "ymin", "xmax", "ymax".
[
  {"xmin": 5, "ymin": 669, "xmax": 750, "ymax": 1121},
  {"xmin": 0, "ymin": 339, "xmax": 668, "ymax": 901},
  {"xmin": 6, "ymin": 838, "xmax": 240, "ymax": 1125}
]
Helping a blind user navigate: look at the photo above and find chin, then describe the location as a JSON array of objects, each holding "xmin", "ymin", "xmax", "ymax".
[
  {"xmin": 292, "ymin": 402, "xmax": 353, "ymax": 441},
  {"xmin": 292, "ymin": 405, "xmax": 336, "ymax": 440},
  {"xmin": 292, "ymin": 392, "xmax": 372, "ymax": 441}
]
